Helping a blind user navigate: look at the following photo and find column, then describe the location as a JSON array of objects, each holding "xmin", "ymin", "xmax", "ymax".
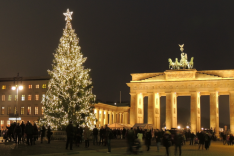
[
  {"xmin": 126, "ymin": 111, "xmax": 129, "ymax": 124},
  {"xmin": 154, "ymin": 93, "xmax": 161, "ymax": 129},
  {"xmin": 210, "ymin": 91, "xmax": 219, "ymax": 136},
  {"xmin": 123, "ymin": 113, "xmax": 125, "ymax": 124},
  {"xmin": 148, "ymin": 93, "xmax": 154, "ymax": 124},
  {"xmin": 136, "ymin": 93, "xmax": 143, "ymax": 123},
  {"xmin": 117, "ymin": 113, "xmax": 120, "ymax": 123},
  {"xmin": 166, "ymin": 92, "xmax": 177, "ymax": 129},
  {"xmin": 113, "ymin": 111, "xmax": 116, "ymax": 123},
  {"xmin": 229, "ymin": 92, "xmax": 234, "ymax": 134},
  {"xmin": 120, "ymin": 113, "xmax": 122, "ymax": 123},
  {"xmin": 190, "ymin": 92, "xmax": 201, "ymax": 133},
  {"xmin": 130, "ymin": 93, "xmax": 137, "ymax": 125},
  {"xmin": 105, "ymin": 110, "xmax": 108, "ymax": 125},
  {"xmin": 100, "ymin": 109, "xmax": 104, "ymax": 126},
  {"xmin": 109, "ymin": 111, "xmax": 113, "ymax": 124},
  {"xmin": 96, "ymin": 108, "xmax": 99, "ymax": 126}
]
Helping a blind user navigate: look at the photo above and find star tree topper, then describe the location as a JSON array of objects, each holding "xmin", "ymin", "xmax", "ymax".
[{"xmin": 63, "ymin": 9, "xmax": 73, "ymax": 22}]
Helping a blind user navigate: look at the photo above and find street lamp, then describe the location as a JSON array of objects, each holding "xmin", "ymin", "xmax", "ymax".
[{"xmin": 11, "ymin": 73, "xmax": 23, "ymax": 123}]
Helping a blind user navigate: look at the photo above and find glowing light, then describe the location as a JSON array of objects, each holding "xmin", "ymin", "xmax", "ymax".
[
  {"xmin": 19, "ymin": 86, "xmax": 23, "ymax": 90},
  {"xmin": 177, "ymin": 125, "xmax": 181, "ymax": 129},
  {"xmin": 11, "ymin": 86, "xmax": 16, "ymax": 90}
]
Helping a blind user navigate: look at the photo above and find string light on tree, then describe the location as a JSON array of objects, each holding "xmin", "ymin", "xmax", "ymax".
[{"xmin": 40, "ymin": 9, "xmax": 96, "ymax": 129}]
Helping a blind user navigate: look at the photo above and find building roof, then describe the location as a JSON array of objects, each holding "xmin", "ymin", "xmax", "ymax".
[{"xmin": 0, "ymin": 76, "xmax": 50, "ymax": 82}]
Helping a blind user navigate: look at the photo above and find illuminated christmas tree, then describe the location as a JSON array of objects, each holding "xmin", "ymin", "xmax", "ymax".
[{"xmin": 40, "ymin": 9, "xmax": 96, "ymax": 129}]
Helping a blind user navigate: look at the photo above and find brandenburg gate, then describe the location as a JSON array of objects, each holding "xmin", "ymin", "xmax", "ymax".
[{"xmin": 127, "ymin": 44, "xmax": 234, "ymax": 135}]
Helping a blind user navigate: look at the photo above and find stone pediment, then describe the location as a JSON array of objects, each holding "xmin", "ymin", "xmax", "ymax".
[{"xmin": 130, "ymin": 69, "xmax": 234, "ymax": 82}]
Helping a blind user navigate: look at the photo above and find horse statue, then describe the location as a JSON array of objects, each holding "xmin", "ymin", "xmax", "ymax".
[
  {"xmin": 188, "ymin": 57, "xmax": 194, "ymax": 69},
  {"xmin": 168, "ymin": 58, "xmax": 175, "ymax": 69},
  {"xmin": 175, "ymin": 58, "xmax": 180, "ymax": 69}
]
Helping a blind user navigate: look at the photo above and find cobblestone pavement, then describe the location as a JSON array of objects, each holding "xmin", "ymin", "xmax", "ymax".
[{"xmin": 0, "ymin": 139, "xmax": 234, "ymax": 156}]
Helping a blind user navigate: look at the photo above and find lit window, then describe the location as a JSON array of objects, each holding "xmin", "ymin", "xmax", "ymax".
[
  {"xmin": 21, "ymin": 95, "xmax": 25, "ymax": 101},
  {"xmin": 28, "ymin": 95, "xmax": 32, "ymax": 101},
  {"xmin": 7, "ymin": 121, "xmax": 10, "ymax": 127},
  {"xmin": 1, "ymin": 120, "xmax": 4, "ymax": 128},
  {"xmin": 2, "ymin": 95, "xmax": 5, "ymax": 101},
  {"xmin": 21, "ymin": 107, "xmax": 24, "ymax": 115},
  {"xmin": 28, "ymin": 85, "xmax": 32, "ymax": 89},
  {"xmin": 7, "ymin": 107, "xmax": 11, "ymax": 115},
  {"xmin": 36, "ymin": 84, "xmax": 39, "ymax": 89},
  {"xmin": 42, "ymin": 107, "xmax": 44, "ymax": 115},
  {"xmin": 2, "ymin": 85, "xmax": 6, "ymax": 89},
  {"xmin": 14, "ymin": 107, "xmax": 16, "ymax": 114},
  {"xmin": 1, "ymin": 107, "xmax": 4, "ymax": 115},
  {"xmin": 42, "ymin": 94, "xmax": 45, "ymax": 101},
  {"xmin": 8, "ymin": 95, "xmax": 12, "ymax": 101},
  {"xmin": 35, "ymin": 107, "xmax": 38, "ymax": 115},
  {"xmin": 42, "ymin": 84, "xmax": 47, "ymax": 89},
  {"xmin": 35, "ymin": 94, "xmax": 39, "ymax": 101},
  {"xmin": 15, "ymin": 95, "xmax": 18, "ymax": 101},
  {"xmin": 27, "ymin": 107, "xmax": 31, "ymax": 115}
]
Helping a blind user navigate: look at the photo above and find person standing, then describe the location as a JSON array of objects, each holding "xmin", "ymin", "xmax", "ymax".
[
  {"xmin": 20, "ymin": 121, "xmax": 25, "ymax": 143},
  {"xmin": 84, "ymin": 126, "xmax": 91, "ymax": 148},
  {"xmin": 122, "ymin": 128, "xmax": 126, "ymax": 139},
  {"xmin": 204, "ymin": 132, "xmax": 210, "ymax": 150},
  {"xmin": 163, "ymin": 131, "xmax": 171, "ymax": 156},
  {"xmin": 105, "ymin": 124, "xmax": 112, "ymax": 153},
  {"xmin": 14, "ymin": 123, "xmax": 22, "ymax": 144},
  {"xmin": 99, "ymin": 126, "xmax": 104, "ymax": 145},
  {"xmin": 190, "ymin": 132, "xmax": 195, "ymax": 145},
  {"xmin": 66, "ymin": 121, "xmax": 74, "ymax": 150},
  {"xmin": 127, "ymin": 128, "xmax": 135, "ymax": 154},
  {"xmin": 75, "ymin": 125, "xmax": 81, "ymax": 146},
  {"xmin": 33, "ymin": 123, "xmax": 38, "ymax": 145},
  {"xmin": 145, "ymin": 129, "xmax": 152, "ymax": 151},
  {"xmin": 174, "ymin": 131, "xmax": 183, "ymax": 156},
  {"xmin": 40, "ymin": 125, "xmax": 46, "ymax": 143},
  {"xmin": 47, "ymin": 125, "xmax": 52, "ymax": 144},
  {"xmin": 198, "ymin": 131, "xmax": 205, "ymax": 150},
  {"xmin": 93, "ymin": 125, "xmax": 98, "ymax": 145},
  {"xmin": 25, "ymin": 121, "xmax": 33, "ymax": 145}
]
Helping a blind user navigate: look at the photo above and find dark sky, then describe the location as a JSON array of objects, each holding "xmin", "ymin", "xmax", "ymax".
[{"xmin": 0, "ymin": 1, "xmax": 233, "ymax": 128}]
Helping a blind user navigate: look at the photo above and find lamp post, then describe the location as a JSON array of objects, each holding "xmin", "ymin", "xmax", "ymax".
[{"xmin": 11, "ymin": 73, "xmax": 23, "ymax": 123}]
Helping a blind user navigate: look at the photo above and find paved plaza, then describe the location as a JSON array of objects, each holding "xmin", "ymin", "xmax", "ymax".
[{"xmin": 0, "ymin": 139, "xmax": 234, "ymax": 156}]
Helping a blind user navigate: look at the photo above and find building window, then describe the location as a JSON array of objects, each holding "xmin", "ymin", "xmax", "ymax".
[
  {"xmin": 21, "ymin": 107, "xmax": 24, "ymax": 115},
  {"xmin": 42, "ymin": 107, "xmax": 44, "ymax": 115},
  {"xmin": 8, "ymin": 95, "xmax": 12, "ymax": 101},
  {"xmin": 7, "ymin": 107, "xmax": 11, "ymax": 115},
  {"xmin": 35, "ymin": 107, "xmax": 38, "ymax": 115},
  {"xmin": 1, "ymin": 120, "xmax": 4, "ymax": 128},
  {"xmin": 21, "ymin": 95, "xmax": 25, "ymax": 101},
  {"xmin": 2, "ymin": 95, "xmax": 5, "ymax": 101},
  {"xmin": 28, "ymin": 85, "xmax": 32, "ymax": 89},
  {"xmin": 28, "ymin": 95, "xmax": 32, "ymax": 101},
  {"xmin": 35, "ymin": 94, "xmax": 39, "ymax": 101},
  {"xmin": 27, "ymin": 107, "xmax": 31, "ymax": 115},
  {"xmin": 2, "ymin": 85, "xmax": 6, "ymax": 89},
  {"xmin": 7, "ymin": 121, "xmax": 10, "ymax": 127},
  {"xmin": 15, "ymin": 95, "xmax": 18, "ymax": 101},
  {"xmin": 42, "ymin": 84, "xmax": 46, "ymax": 89},
  {"xmin": 1, "ymin": 107, "xmax": 4, "ymax": 115},
  {"xmin": 42, "ymin": 94, "xmax": 46, "ymax": 102},
  {"xmin": 36, "ymin": 84, "xmax": 39, "ymax": 89}
]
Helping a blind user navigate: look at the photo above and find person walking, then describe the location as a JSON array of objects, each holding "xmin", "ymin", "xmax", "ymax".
[
  {"xmin": 93, "ymin": 125, "xmax": 98, "ymax": 145},
  {"xmin": 20, "ymin": 121, "xmax": 25, "ymax": 143},
  {"xmin": 198, "ymin": 131, "xmax": 205, "ymax": 150},
  {"xmin": 47, "ymin": 125, "xmax": 52, "ymax": 144},
  {"xmin": 40, "ymin": 125, "xmax": 46, "ymax": 143},
  {"xmin": 163, "ymin": 131, "xmax": 171, "ymax": 156},
  {"xmin": 155, "ymin": 129, "xmax": 161, "ymax": 152},
  {"xmin": 204, "ymin": 132, "xmax": 211, "ymax": 150},
  {"xmin": 145, "ymin": 129, "xmax": 152, "ymax": 151},
  {"xmin": 84, "ymin": 126, "xmax": 91, "ymax": 148},
  {"xmin": 174, "ymin": 131, "xmax": 183, "ymax": 156},
  {"xmin": 66, "ymin": 121, "xmax": 74, "ymax": 150},
  {"xmin": 25, "ymin": 121, "xmax": 33, "ymax": 146}
]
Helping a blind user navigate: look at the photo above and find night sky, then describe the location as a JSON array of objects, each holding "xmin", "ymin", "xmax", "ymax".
[{"xmin": 0, "ymin": 1, "xmax": 233, "ymax": 128}]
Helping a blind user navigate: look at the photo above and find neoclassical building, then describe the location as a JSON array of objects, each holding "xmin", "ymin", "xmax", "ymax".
[
  {"xmin": 94, "ymin": 103, "xmax": 130, "ymax": 128},
  {"xmin": 127, "ymin": 69, "xmax": 234, "ymax": 135}
]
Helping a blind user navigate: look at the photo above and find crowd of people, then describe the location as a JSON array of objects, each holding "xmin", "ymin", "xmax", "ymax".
[
  {"xmin": 0, "ymin": 121, "xmax": 52, "ymax": 145},
  {"xmin": 1, "ymin": 122, "xmax": 233, "ymax": 156}
]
